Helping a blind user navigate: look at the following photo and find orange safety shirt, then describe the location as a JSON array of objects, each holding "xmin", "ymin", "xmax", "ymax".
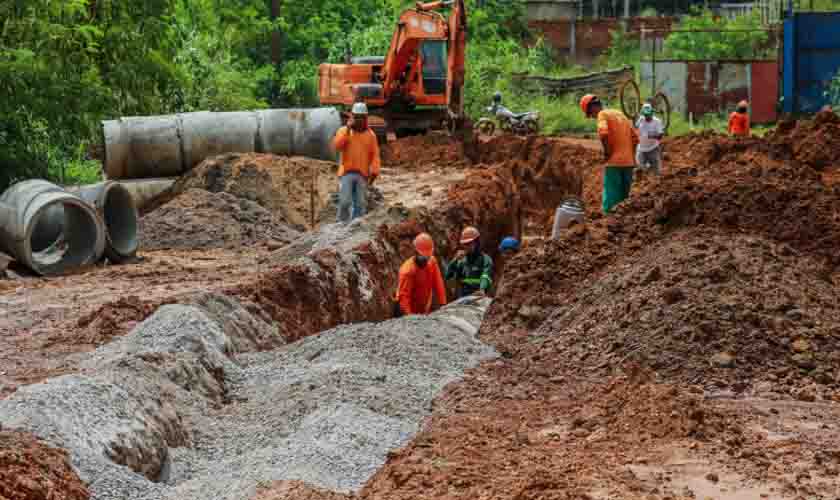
[
  {"xmin": 396, "ymin": 256, "xmax": 447, "ymax": 315},
  {"xmin": 597, "ymin": 109, "xmax": 638, "ymax": 167},
  {"xmin": 728, "ymin": 112, "xmax": 750, "ymax": 136},
  {"xmin": 333, "ymin": 126, "xmax": 381, "ymax": 178}
]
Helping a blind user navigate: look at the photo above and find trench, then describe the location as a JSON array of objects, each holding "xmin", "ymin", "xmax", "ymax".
[{"xmin": 0, "ymin": 135, "xmax": 587, "ymax": 500}]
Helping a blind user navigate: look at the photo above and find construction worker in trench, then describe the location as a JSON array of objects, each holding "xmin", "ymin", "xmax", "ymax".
[
  {"xmin": 580, "ymin": 94, "xmax": 639, "ymax": 214},
  {"xmin": 728, "ymin": 100, "xmax": 751, "ymax": 137},
  {"xmin": 446, "ymin": 226, "xmax": 493, "ymax": 298},
  {"xmin": 394, "ymin": 233, "xmax": 447, "ymax": 317},
  {"xmin": 332, "ymin": 102, "xmax": 381, "ymax": 223},
  {"xmin": 493, "ymin": 236, "xmax": 520, "ymax": 290}
]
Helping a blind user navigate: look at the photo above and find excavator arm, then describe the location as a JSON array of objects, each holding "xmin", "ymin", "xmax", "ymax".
[
  {"xmin": 446, "ymin": 0, "xmax": 467, "ymax": 122},
  {"xmin": 379, "ymin": 7, "xmax": 448, "ymax": 102}
]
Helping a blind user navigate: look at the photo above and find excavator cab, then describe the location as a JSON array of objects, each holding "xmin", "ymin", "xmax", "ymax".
[{"xmin": 421, "ymin": 40, "xmax": 447, "ymax": 95}]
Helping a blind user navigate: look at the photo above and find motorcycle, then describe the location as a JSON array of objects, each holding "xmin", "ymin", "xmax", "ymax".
[{"xmin": 476, "ymin": 103, "xmax": 540, "ymax": 136}]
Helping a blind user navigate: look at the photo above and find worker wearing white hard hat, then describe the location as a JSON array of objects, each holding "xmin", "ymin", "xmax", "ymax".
[
  {"xmin": 332, "ymin": 102, "xmax": 381, "ymax": 223},
  {"xmin": 635, "ymin": 102, "xmax": 665, "ymax": 177}
]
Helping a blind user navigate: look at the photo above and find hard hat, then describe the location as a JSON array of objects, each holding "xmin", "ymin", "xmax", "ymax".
[
  {"xmin": 737, "ymin": 100, "xmax": 749, "ymax": 109},
  {"xmin": 493, "ymin": 91, "xmax": 502, "ymax": 102},
  {"xmin": 580, "ymin": 94, "xmax": 599, "ymax": 115},
  {"xmin": 499, "ymin": 237, "xmax": 520, "ymax": 252},
  {"xmin": 351, "ymin": 102, "xmax": 369, "ymax": 115},
  {"xmin": 459, "ymin": 226, "xmax": 480, "ymax": 245},
  {"xmin": 413, "ymin": 233, "xmax": 434, "ymax": 257},
  {"xmin": 641, "ymin": 103, "xmax": 654, "ymax": 116}
]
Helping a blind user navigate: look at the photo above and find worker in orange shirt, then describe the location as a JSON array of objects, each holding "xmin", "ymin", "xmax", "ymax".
[
  {"xmin": 394, "ymin": 233, "xmax": 447, "ymax": 317},
  {"xmin": 728, "ymin": 100, "xmax": 750, "ymax": 137},
  {"xmin": 580, "ymin": 94, "xmax": 639, "ymax": 214},
  {"xmin": 332, "ymin": 102, "xmax": 381, "ymax": 223}
]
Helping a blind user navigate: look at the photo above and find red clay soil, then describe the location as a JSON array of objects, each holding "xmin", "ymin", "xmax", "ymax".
[
  {"xmin": 254, "ymin": 481, "xmax": 351, "ymax": 500},
  {"xmin": 0, "ymin": 429, "xmax": 89, "ymax": 500},
  {"xmin": 380, "ymin": 132, "xmax": 466, "ymax": 170},
  {"xmin": 769, "ymin": 110, "xmax": 840, "ymax": 170}
]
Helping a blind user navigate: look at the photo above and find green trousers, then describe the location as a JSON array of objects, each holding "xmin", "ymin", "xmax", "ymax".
[{"xmin": 602, "ymin": 166, "xmax": 634, "ymax": 214}]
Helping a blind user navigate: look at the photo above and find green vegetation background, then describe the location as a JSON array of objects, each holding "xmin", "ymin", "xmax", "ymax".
[{"xmin": 0, "ymin": 1, "xmax": 778, "ymax": 189}]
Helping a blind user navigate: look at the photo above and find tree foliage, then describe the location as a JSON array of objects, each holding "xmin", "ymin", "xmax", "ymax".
[
  {"xmin": 0, "ymin": 0, "xmax": 531, "ymax": 189},
  {"xmin": 663, "ymin": 9, "xmax": 771, "ymax": 61}
]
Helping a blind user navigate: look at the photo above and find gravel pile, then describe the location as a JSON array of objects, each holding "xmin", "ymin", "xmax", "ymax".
[{"xmin": 0, "ymin": 293, "xmax": 495, "ymax": 500}]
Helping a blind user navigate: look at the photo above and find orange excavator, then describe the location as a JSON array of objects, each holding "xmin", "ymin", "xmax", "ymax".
[{"xmin": 318, "ymin": 0, "xmax": 467, "ymax": 138}]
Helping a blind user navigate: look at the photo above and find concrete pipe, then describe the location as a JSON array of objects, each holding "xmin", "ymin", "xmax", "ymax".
[
  {"xmin": 256, "ymin": 108, "xmax": 342, "ymax": 162},
  {"xmin": 0, "ymin": 180, "xmax": 106, "ymax": 276},
  {"xmin": 102, "ymin": 108, "xmax": 342, "ymax": 180},
  {"xmin": 115, "ymin": 178, "xmax": 177, "ymax": 213},
  {"xmin": 180, "ymin": 111, "xmax": 259, "ymax": 170},
  {"xmin": 102, "ymin": 115, "xmax": 184, "ymax": 180},
  {"xmin": 70, "ymin": 182, "xmax": 139, "ymax": 262}
]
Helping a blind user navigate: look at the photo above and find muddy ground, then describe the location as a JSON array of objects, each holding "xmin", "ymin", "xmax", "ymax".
[{"xmin": 3, "ymin": 117, "xmax": 840, "ymax": 500}]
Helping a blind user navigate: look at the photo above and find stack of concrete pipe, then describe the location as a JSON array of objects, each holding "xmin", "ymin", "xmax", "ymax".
[
  {"xmin": 101, "ymin": 108, "xmax": 342, "ymax": 181},
  {"xmin": 0, "ymin": 179, "xmax": 139, "ymax": 276}
]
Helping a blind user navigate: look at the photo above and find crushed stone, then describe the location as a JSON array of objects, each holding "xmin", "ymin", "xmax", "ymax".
[{"xmin": 0, "ymin": 292, "xmax": 495, "ymax": 500}]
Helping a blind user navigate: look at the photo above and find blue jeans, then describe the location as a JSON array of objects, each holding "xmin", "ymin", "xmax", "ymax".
[{"xmin": 337, "ymin": 172, "xmax": 368, "ymax": 223}]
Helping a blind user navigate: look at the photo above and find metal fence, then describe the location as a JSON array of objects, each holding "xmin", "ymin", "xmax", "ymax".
[{"xmin": 510, "ymin": 66, "xmax": 635, "ymax": 101}]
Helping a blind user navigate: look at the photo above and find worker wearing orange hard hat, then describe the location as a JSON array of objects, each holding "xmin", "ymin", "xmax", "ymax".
[
  {"xmin": 445, "ymin": 226, "xmax": 493, "ymax": 298},
  {"xmin": 728, "ymin": 100, "xmax": 751, "ymax": 137},
  {"xmin": 580, "ymin": 94, "xmax": 639, "ymax": 214},
  {"xmin": 394, "ymin": 233, "xmax": 447, "ymax": 317}
]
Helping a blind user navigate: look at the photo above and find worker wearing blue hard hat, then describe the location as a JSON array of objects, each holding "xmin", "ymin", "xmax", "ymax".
[{"xmin": 498, "ymin": 237, "xmax": 520, "ymax": 254}]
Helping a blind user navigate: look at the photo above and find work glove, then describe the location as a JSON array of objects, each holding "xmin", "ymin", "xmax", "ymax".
[{"xmin": 369, "ymin": 174, "xmax": 378, "ymax": 186}]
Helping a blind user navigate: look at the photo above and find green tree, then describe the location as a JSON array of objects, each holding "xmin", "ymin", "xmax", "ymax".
[{"xmin": 664, "ymin": 9, "xmax": 770, "ymax": 61}]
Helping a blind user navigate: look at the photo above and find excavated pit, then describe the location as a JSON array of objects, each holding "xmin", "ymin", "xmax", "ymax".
[{"xmin": 8, "ymin": 114, "xmax": 840, "ymax": 500}]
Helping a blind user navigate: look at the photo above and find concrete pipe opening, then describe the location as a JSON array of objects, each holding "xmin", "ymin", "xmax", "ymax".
[
  {"xmin": 28, "ymin": 200, "xmax": 102, "ymax": 275},
  {"xmin": 1, "ymin": 180, "xmax": 106, "ymax": 276},
  {"xmin": 101, "ymin": 183, "xmax": 139, "ymax": 260}
]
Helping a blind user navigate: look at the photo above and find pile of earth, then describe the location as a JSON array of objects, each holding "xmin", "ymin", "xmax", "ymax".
[
  {"xmin": 139, "ymin": 188, "xmax": 300, "ymax": 251},
  {"xmin": 526, "ymin": 229, "xmax": 840, "ymax": 399},
  {"xmin": 769, "ymin": 109, "xmax": 840, "ymax": 170},
  {"xmin": 485, "ymin": 132, "xmax": 840, "ymax": 395},
  {"xmin": 380, "ymin": 132, "xmax": 466, "ymax": 170},
  {"xmin": 665, "ymin": 110, "xmax": 840, "ymax": 173},
  {"xmin": 147, "ymin": 153, "xmax": 337, "ymax": 228},
  {"xmin": 0, "ymin": 429, "xmax": 89, "ymax": 500}
]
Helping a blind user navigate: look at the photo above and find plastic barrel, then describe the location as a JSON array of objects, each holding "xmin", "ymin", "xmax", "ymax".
[{"xmin": 0, "ymin": 180, "xmax": 106, "ymax": 275}]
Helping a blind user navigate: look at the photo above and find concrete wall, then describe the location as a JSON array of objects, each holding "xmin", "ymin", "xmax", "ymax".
[{"xmin": 640, "ymin": 60, "xmax": 779, "ymax": 122}]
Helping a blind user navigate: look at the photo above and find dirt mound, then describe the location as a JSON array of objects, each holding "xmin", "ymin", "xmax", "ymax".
[
  {"xmin": 666, "ymin": 112, "xmax": 840, "ymax": 173},
  {"xmin": 490, "ymin": 138, "xmax": 840, "ymax": 331},
  {"xmin": 151, "ymin": 153, "xmax": 337, "ymax": 228},
  {"xmin": 528, "ymin": 229, "xmax": 840, "ymax": 396},
  {"xmin": 139, "ymin": 189, "xmax": 300, "ymax": 251},
  {"xmin": 72, "ymin": 296, "xmax": 165, "ymax": 346},
  {"xmin": 381, "ymin": 132, "xmax": 465, "ymax": 169},
  {"xmin": 254, "ymin": 481, "xmax": 351, "ymax": 500},
  {"xmin": 0, "ymin": 429, "xmax": 89, "ymax": 500},
  {"xmin": 769, "ymin": 110, "xmax": 840, "ymax": 170}
]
